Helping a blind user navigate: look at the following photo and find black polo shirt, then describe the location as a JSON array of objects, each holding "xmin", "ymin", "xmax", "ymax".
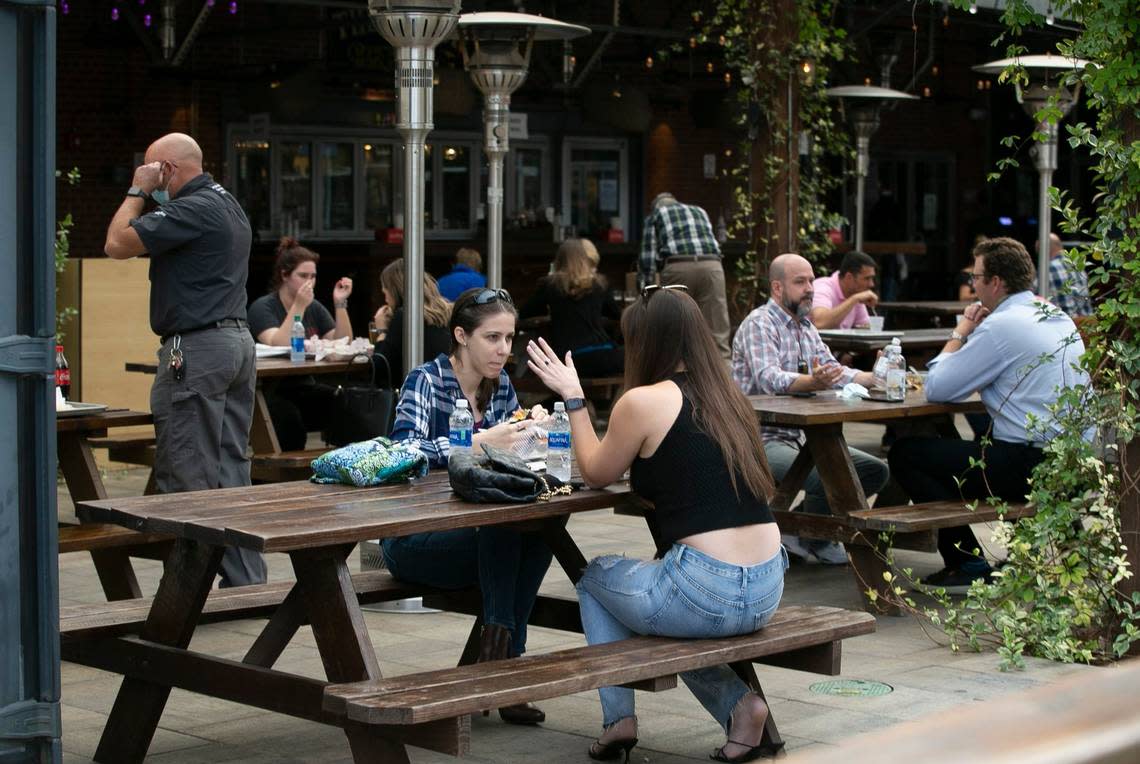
[{"xmin": 131, "ymin": 173, "xmax": 251, "ymax": 337}]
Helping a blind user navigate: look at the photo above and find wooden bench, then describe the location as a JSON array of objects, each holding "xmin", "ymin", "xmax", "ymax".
[
  {"xmin": 87, "ymin": 432, "xmax": 156, "ymax": 466},
  {"xmin": 59, "ymin": 569, "xmax": 426, "ymax": 640},
  {"xmin": 57, "ymin": 523, "xmax": 171, "ymax": 557},
  {"xmin": 774, "ymin": 500, "xmax": 1034, "ymax": 553},
  {"xmin": 250, "ymin": 447, "xmax": 329, "ymax": 483},
  {"xmin": 324, "ymin": 604, "xmax": 874, "ymax": 749}
]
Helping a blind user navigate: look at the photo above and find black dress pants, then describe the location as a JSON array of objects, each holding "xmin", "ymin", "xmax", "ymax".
[{"xmin": 888, "ymin": 437, "xmax": 1045, "ymax": 569}]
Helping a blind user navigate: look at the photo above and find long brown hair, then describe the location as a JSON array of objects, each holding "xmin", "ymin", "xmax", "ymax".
[
  {"xmin": 449, "ymin": 287, "xmax": 518, "ymax": 412},
  {"xmin": 549, "ymin": 238, "xmax": 605, "ymax": 298},
  {"xmin": 269, "ymin": 237, "xmax": 319, "ymax": 291},
  {"xmin": 621, "ymin": 289, "xmax": 773, "ymax": 501},
  {"xmin": 380, "ymin": 258, "xmax": 451, "ymax": 328}
]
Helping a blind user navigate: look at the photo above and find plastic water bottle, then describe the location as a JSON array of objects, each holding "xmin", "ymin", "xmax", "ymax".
[
  {"xmin": 547, "ymin": 402, "xmax": 572, "ymax": 482},
  {"xmin": 449, "ymin": 398, "xmax": 473, "ymax": 456},
  {"xmin": 290, "ymin": 315, "xmax": 305, "ymax": 364},
  {"xmin": 886, "ymin": 348, "xmax": 907, "ymax": 401},
  {"xmin": 872, "ymin": 337, "xmax": 902, "ymax": 389}
]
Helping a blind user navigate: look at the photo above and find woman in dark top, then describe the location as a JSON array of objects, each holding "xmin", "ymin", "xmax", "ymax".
[
  {"xmin": 520, "ymin": 238, "xmax": 623, "ymax": 378},
  {"xmin": 371, "ymin": 258, "xmax": 452, "ymax": 386},
  {"xmin": 246, "ymin": 238, "xmax": 354, "ymax": 450},
  {"xmin": 526, "ymin": 286, "xmax": 786, "ymax": 764}
]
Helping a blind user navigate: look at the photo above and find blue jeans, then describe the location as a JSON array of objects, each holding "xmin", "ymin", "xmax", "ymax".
[
  {"xmin": 764, "ymin": 440, "xmax": 889, "ymax": 519},
  {"xmin": 576, "ymin": 544, "xmax": 788, "ymax": 728},
  {"xmin": 381, "ymin": 526, "xmax": 554, "ymax": 656}
]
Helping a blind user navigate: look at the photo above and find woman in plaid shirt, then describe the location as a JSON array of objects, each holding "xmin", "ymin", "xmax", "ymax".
[{"xmin": 383, "ymin": 287, "xmax": 553, "ymax": 726}]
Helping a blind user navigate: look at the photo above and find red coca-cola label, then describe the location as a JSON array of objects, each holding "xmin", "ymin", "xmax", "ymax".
[{"xmin": 56, "ymin": 368, "xmax": 70, "ymax": 387}]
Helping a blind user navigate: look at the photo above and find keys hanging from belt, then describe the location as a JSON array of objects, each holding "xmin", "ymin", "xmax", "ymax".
[{"xmin": 170, "ymin": 336, "xmax": 185, "ymax": 382}]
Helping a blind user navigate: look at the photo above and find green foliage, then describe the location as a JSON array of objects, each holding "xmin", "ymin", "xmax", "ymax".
[
  {"xmin": 875, "ymin": 1, "xmax": 1140, "ymax": 668},
  {"xmin": 54, "ymin": 167, "xmax": 80, "ymax": 342},
  {"xmin": 667, "ymin": 1, "xmax": 850, "ymax": 314}
]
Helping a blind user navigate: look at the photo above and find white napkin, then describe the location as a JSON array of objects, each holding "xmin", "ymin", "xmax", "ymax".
[{"xmin": 838, "ymin": 382, "xmax": 871, "ymax": 400}]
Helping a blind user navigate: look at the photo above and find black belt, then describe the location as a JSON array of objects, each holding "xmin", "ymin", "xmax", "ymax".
[
  {"xmin": 162, "ymin": 318, "xmax": 247, "ymax": 344},
  {"xmin": 664, "ymin": 255, "xmax": 721, "ymax": 264}
]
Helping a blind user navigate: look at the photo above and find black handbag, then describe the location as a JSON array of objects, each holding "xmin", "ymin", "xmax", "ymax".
[
  {"xmin": 448, "ymin": 443, "xmax": 574, "ymax": 503},
  {"xmin": 323, "ymin": 353, "xmax": 397, "ymax": 446}
]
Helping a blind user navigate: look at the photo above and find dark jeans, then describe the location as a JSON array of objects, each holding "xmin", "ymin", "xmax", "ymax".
[
  {"xmin": 381, "ymin": 525, "xmax": 555, "ymax": 656},
  {"xmin": 264, "ymin": 379, "xmax": 336, "ymax": 451},
  {"xmin": 889, "ymin": 437, "xmax": 1045, "ymax": 569}
]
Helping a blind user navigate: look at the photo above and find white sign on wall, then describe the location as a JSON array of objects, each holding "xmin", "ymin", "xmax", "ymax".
[
  {"xmin": 703, "ymin": 153, "xmax": 716, "ymax": 179},
  {"xmin": 509, "ymin": 113, "xmax": 528, "ymax": 140}
]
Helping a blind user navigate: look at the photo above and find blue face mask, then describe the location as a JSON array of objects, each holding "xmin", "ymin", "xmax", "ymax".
[{"xmin": 150, "ymin": 188, "xmax": 170, "ymax": 205}]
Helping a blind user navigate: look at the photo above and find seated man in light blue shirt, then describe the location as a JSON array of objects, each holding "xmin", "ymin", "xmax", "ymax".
[{"xmin": 890, "ymin": 237, "xmax": 1088, "ymax": 591}]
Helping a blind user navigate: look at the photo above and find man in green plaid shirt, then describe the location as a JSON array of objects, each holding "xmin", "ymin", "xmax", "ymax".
[{"xmin": 639, "ymin": 192, "xmax": 732, "ymax": 359}]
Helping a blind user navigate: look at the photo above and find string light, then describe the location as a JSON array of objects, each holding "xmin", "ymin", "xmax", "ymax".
[
  {"xmin": 801, "ymin": 61, "xmax": 813, "ymax": 76},
  {"xmin": 229, "ymin": 0, "xmax": 238, "ymax": 14},
  {"xmin": 923, "ymin": 86, "xmax": 932, "ymax": 97},
  {"xmin": 969, "ymin": 2, "xmax": 977, "ymax": 14},
  {"xmin": 724, "ymin": 71, "xmax": 732, "ymax": 85},
  {"xmin": 111, "ymin": 6, "xmax": 119, "ymax": 21},
  {"xmin": 645, "ymin": 56, "xmax": 653, "ymax": 69},
  {"xmin": 61, "ymin": 0, "xmax": 69, "ymax": 13},
  {"xmin": 706, "ymin": 61, "xmax": 714, "ymax": 74},
  {"xmin": 1046, "ymin": 4, "xmax": 1055, "ymax": 24},
  {"xmin": 143, "ymin": 12, "xmax": 152, "ymax": 26},
  {"xmin": 689, "ymin": 37, "xmax": 697, "ymax": 49}
]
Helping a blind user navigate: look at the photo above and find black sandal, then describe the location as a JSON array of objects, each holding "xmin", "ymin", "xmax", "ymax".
[{"xmin": 710, "ymin": 739, "xmax": 766, "ymax": 763}]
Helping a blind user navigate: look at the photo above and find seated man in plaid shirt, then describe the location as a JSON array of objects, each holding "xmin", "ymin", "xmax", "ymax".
[
  {"xmin": 731, "ymin": 253, "xmax": 890, "ymax": 565},
  {"xmin": 639, "ymin": 192, "xmax": 732, "ymax": 360},
  {"xmin": 1045, "ymin": 233, "xmax": 1092, "ymax": 318}
]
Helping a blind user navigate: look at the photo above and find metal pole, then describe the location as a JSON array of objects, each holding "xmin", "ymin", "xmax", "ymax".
[
  {"xmin": 1034, "ymin": 119, "xmax": 1058, "ymax": 298},
  {"xmin": 854, "ymin": 134, "xmax": 869, "ymax": 252},
  {"xmin": 484, "ymin": 93, "xmax": 508, "ymax": 289}
]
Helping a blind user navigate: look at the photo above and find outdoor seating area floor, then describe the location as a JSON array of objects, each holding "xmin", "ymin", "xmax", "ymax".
[{"xmin": 56, "ymin": 419, "xmax": 1098, "ymax": 762}]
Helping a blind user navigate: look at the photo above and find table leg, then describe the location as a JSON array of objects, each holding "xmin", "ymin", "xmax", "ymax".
[
  {"xmin": 249, "ymin": 386, "xmax": 281, "ymax": 454},
  {"xmin": 243, "ymin": 582, "xmax": 306, "ymax": 667},
  {"xmin": 291, "ymin": 544, "xmax": 392, "ymax": 763},
  {"xmin": 58, "ymin": 432, "xmax": 144, "ymax": 600},
  {"xmin": 94, "ymin": 539, "xmax": 223, "ymax": 763},
  {"xmin": 771, "ymin": 446, "xmax": 814, "ymax": 512},
  {"xmin": 539, "ymin": 517, "xmax": 588, "ymax": 584},
  {"xmin": 804, "ymin": 425, "xmax": 898, "ymax": 615}
]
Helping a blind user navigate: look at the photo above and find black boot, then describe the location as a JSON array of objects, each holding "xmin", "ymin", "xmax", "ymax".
[{"xmin": 477, "ymin": 624, "xmax": 546, "ymax": 725}]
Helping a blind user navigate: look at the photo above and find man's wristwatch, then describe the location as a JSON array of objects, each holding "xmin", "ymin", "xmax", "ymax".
[
  {"xmin": 564, "ymin": 397, "xmax": 587, "ymax": 412},
  {"xmin": 950, "ymin": 330, "xmax": 967, "ymax": 343},
  {"xmin": 126, "ymin": 186, "xmax": 148, "ymax": 199}
]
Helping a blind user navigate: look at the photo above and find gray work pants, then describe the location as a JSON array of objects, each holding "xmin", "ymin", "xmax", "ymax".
[
  {"xmin": 661, "ymin": 258, "xmax": 732, "ymax": 360},
  {"xmin": 151, "ymin": 326, "xmax": 266, "ymax": 587},
  {"xmin": 764, "ymin": 439, "xmax": 890, "ymax": 519}
]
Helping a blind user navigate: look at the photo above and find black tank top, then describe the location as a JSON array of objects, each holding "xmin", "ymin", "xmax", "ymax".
[{"xmin": 629, "ymin": 377, "xmax": 774, "ymax": 553}]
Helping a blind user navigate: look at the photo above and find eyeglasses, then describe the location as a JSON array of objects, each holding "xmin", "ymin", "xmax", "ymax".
[
  {"xmin": 967, "ymin": 272, "xmax": 986, "ymax": 284},
  {"xmin": 473, "ymin": 288, "xmax": 513, "ymax": 305},
  {"xmin": 641, "ymin": 284, "xmax": 690, "ymax": 300}
]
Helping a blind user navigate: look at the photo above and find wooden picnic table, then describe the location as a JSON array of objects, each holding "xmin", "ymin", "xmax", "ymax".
[
  {"xmin": 70, "ymin": 473, "xmax": 632, "ymax": 762},
  {"xmin": 877, "ymin": 300, "xmax": 971, "ymax": 317},
  {"xmin": 817, "ymin": 327, "xmax": 952, "ymax": 354},
  {"xmin": 125, "ymin": 356, "xmax": 366, "ymax": 455},
  {"xmin": 56, "ymin": 408, "xmax": 169, "ymax": 600},
  {"xmin": 749, "ymin": 392, "xmax": 985, "ymax": 612}
]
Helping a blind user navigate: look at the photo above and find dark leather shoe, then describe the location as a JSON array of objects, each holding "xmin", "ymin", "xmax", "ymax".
[{"xmin": 498, "ymin": 702, "xmax": 546, "ymax": 725}]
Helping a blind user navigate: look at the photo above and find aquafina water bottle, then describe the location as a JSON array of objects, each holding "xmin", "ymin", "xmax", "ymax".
[
  {"xmin": 872, "ymin": 337, "xmax": 901, "ymax": 389},
  {"xmin": 290, "ymin": 315, "xmax": 305, "ymax": 364},
  {"xmin": 886, "ymin": 348, "xmax": 907, "ymax": 402},
  {"xmin": 449, "ymin": 398, "xmax": 473, "ymax": 456},
  {"xmin": 547, "ymin": 401, "xmax": 572, "ymax": 482}
]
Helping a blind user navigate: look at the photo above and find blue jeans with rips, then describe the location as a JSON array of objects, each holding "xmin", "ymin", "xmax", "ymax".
[
  {"xmin": 381, "ymin": 526, "xmax": 553, "ymax": 656},
  {"xmin": 576, "ymin": 543, "xmax": 788, "ymax": 729}
]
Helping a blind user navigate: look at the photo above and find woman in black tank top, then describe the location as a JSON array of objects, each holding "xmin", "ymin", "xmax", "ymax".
[{"xmin": 526, "ymin": 286, "xmax": 786, "ymax": 763}]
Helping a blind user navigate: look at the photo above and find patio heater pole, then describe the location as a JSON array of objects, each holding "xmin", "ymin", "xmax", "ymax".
[
  {"xmin": 370, "ymin": 0, "xmax": 460, "ymax": 375},
  {"xmin": 825, "ymin": 85, "xmax": 916, "ymax": 254},
  {"xmin": 457, "ymin": 13, "xmax": 588, "ymax": 289},
  {"xmin": 974, "ymin": 54, "xmax": 1086, "ymax": 299}
]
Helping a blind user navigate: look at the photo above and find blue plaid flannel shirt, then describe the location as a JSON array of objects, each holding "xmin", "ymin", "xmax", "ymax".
[
  {"xmin": 390, "ymin": 353, "xmax": 520, "ymax": 468},
  {"xmin": 638, "ymin": 202, "xmax": 721, "ymax": 286},
  {"xmin": 1047, "ymin": 257, "xmax": 1092, "ymax": 318}
]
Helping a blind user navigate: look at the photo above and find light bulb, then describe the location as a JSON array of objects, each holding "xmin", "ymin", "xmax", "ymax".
[
  {"xmin": 969, "ymin": 2, "xmax": 977, "ymax": 14},
  {"xmin": 1046, "ymin": 5, "xmax": 1055, "ymax": 24}
]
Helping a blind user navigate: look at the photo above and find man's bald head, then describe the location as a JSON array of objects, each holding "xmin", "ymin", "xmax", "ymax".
[
  {"xmin": 1048, "ymin": 233, "xmax": 1063, "ymax": 256},
  {"xmin": 768, "ymin": 253, "xmax": 809, "ymax": 283},
  {"xmin": 145, "ymin": 133, "xmax": 203, "ymax": 167}
]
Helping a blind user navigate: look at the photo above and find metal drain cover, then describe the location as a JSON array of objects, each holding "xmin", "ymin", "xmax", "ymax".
[{"xmin": 809, "ymin": 679, "xmax": 893, "ymax": 697}]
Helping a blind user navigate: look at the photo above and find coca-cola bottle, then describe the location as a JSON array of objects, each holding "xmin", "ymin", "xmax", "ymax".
[{"xmin": 55, "ymin": 344, "xmax": 70, "ymax": 400}]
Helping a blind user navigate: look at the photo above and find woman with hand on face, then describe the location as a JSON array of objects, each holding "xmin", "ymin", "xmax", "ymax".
[
  {"xmin": 247, "ymin": 237, "xmax": 354, "ymax": 347},
  {"xmin": 384, "ymin": 287, "xmax": 553, "ymax": 726},
  {"xmin": 245, "ymin": 238, "xmax": 354, "ymax": 450},
  {"xmin": 371, "ymin": 257, "xmax": 452, "ymax": 386},
  {"xmin": 526, "ymin": 286, "xmax": 786, "ymax": 764}
]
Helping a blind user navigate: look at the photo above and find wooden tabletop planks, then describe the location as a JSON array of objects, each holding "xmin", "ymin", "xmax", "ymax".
[{"xmin": 748, "ymin": 394, "xmax": 984, "ymax": 426}]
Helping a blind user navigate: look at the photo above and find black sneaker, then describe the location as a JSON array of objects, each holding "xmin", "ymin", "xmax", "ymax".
[{"xmin": 918, "ymin": 566, "xmax": 993, "ymax": 594}]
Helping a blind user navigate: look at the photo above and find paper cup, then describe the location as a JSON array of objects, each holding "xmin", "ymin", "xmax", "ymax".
[{"xmin": 867, "ymin": 316, "xmax": 885, "ymax": 332}]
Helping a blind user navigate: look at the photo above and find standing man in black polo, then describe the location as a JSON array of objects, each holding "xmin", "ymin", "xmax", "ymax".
[
  {"xmin": 638, "ymin": 192, "xmax": 732, "ymax": 359},
  {"xmin": 104, "ymin": 132, "xmax": 265, "ymax": 587}
]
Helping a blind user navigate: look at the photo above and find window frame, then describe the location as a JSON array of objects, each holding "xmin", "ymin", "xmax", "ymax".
[{"xmin": 561, "ymin": 136, "xmax": 629, "ymax": 238}]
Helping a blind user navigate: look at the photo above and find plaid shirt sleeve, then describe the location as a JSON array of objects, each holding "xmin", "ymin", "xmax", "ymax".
[
  {"xmin": 485, "ymin": 373, "xmax": 520, "ymax": 425},
  {"xmin": 638, "ymin": 214, "xmax": 658, "ymax": 286},
  {"xmin": 391, "ymin": 366, "xmax": 450, "ymax": 467},
  {"xmin": 804, "ymin": 325, "xmax": 858, "ymax": 386}
]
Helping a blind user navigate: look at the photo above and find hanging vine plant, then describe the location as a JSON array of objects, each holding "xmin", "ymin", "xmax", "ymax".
[{"xmin": 659, "ymin": 0, "xmax": 851, "ymax": 316}]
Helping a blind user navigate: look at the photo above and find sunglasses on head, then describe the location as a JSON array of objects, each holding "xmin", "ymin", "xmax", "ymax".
[
  {"xmin": 473, "ymin": 288, "xmax": 513, "ymax": 305},
  {"xmin": 641, "ymin": 284, "xmax": 690, "ymax": 300}
]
